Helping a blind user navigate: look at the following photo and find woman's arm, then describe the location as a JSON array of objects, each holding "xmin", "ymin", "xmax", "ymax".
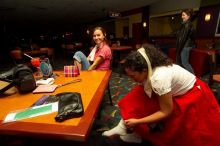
[
  {"xmin": 88, "ymin": 56, "xmax": 103, "ymax": 70},
  {"xmin": 124, "ymin": 92, "xmax": 173, "ymax": 128}
]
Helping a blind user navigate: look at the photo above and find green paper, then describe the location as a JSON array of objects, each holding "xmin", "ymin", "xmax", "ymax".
[{"xmin": 14, "ymin": 104, "xmax": 52, "ymax": 120}]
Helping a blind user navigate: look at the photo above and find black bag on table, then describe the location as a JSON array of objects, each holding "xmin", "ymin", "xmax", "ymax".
[
  {"xmin": 0, "ymin": 64, "xmax": 36, "ymax": 94},
  {"xmin": 55, "ymin": 92, "xmax": 84, "ymax": 122}
]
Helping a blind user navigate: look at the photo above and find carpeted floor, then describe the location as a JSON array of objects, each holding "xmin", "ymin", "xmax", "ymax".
[
  {"xmin": 1, "ymin": 54, "xmax": 220, "ymax": 146},
  {"xmin": 96, "ymin": 72, "xmax": 137, "ymax": 130}
]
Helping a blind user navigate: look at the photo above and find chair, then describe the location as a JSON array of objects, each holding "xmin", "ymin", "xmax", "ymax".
[
  {"xmin": 40, "ymin": 48, "xmax": 55, "ymax": 67},
  {"xmin": 63, "ymin": 44, "xmax": 75, "ymax": 59},
  {"xmin": 10, "ymin": 50, "xmax": 24, "ymax": 64},
  {"xmin": 10, "ymin": 50, "xmax": 36, "ymax": 70},
  {"xmin": 168, "ymin": 48, "xmax": 210, "ymax": 78},
  {"xmin": 66, "ymin": 44, "xmax": 75, "ymax": 50}
]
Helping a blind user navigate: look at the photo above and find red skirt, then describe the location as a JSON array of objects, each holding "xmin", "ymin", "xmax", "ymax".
[{"xmin": 118, "ymin": 78, "xmax": 220, "ymax": 146}]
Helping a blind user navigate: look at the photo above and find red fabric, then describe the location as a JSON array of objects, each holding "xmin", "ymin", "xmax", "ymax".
[{"xmin": 118, "ymin": 79, "xmax": 220, "ymax": 146}]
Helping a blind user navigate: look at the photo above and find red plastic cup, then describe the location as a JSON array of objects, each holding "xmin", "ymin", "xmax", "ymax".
[{"xmin": 31, "ymin": 58, "xmax": 41, "ymax": 68}]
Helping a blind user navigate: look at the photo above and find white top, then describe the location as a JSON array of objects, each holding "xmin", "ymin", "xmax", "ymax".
[
  {"xmin": 144, "ymin": 64, "xmax": 196, "ymax": 97},
  {"xmin": 88, "ymin": 45, "xmax": 98, "ymax": 61}
]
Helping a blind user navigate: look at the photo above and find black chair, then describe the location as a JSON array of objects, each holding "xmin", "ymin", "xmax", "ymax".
[{"xmin": 10, "ymin": 50, "xmax": 24, "ymax": 64}]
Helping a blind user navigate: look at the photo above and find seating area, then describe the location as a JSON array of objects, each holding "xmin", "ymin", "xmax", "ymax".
[
  {"xmin": 1, "ymin": 1, "xmax": 220, "ymax": 146},
  {"xmin": 9, "ymin": 48, "xmax": 55, "ymax": 67},
  {"xmin": 151, "ymin": 36, "xmax": 220, "ymax": 79},
  {"xmin": 2, "ymin": 35, "xmax": 220, "ymax": 146},
  {"xmin": 61, "ymin": 43, "xmax": 83, "ymax": 59},
  {"xmin": 167, "ymin": 46, "xmax": 220, "ymax": 98},
  {"xmin": 168, "ymin": 47, "xmax": 212, "ymax": 78}
]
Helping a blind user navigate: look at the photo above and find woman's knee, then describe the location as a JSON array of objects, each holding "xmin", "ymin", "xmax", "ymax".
[
  {"xmin": 73, "ymin": 51, "xmax": 85, "ymax": 62},
  {"xmin": 74, "ymin": 51, "xmax": 84, "ymax": 58}
]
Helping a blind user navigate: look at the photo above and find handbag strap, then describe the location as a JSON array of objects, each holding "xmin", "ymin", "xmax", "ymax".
[
  {"xmin": 57, "ymin": 79, "xmax": 81, "ymax": 88},
  {"xmin": 0, "ymin": 81, "xmax": 15, "ymax": 95}
]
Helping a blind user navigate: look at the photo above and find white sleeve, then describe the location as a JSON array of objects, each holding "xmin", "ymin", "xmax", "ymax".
[{"xmin": 150, "ymin": 72, "xmax": 172, "ymax": 96}]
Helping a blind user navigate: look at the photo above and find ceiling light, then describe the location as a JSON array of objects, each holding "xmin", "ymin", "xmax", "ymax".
[
  {"xmin": 86, "ymin": 29, "xmax": 90, "ymax": 35},
  {"xmin": 143, "ymin": 22, "xmax": 147, "ymax": 28},
  {"xmin": 205, "ymin": 13, "xmax": 211, "ymax": 22},
  {"xmin": 109, "ymin": 11, "xmax": 121, "ymax": 18}
]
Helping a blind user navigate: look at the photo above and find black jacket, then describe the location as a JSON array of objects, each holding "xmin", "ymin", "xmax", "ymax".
[{"xmin": 176, "ymin": 20, "xmax": 194, "ymax": 54}]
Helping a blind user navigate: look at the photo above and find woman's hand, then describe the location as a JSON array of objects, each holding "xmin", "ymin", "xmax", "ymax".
[{"xmin": 124, "ymin": 118, "xmax": 139, "ymax": 128}]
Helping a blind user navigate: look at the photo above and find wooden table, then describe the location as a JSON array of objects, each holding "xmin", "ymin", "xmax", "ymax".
[
  {"xmin": 24, "ymin": 50, "xmax": 48, "ymax": 58},
  {"xmin": 111, "ymin": 45, "xmax": 133, "ymax": 67},
  {"xmin": 0, "ymin": 70, "xmax": 111, "ymax": 141},
  {"xmin": 111, "ymin": 45, "xmax": 133, "ymax": 51}
]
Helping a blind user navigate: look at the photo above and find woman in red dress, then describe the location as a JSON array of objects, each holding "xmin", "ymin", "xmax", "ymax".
[{"xmin": 102, "ymin": 44, "xmax": 220, "ymax": 146}]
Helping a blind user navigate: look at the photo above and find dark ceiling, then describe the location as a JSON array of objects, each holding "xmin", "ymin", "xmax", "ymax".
[{"xmin": 0, "ymin": 0, "xmax": 160, "ymax": 31}]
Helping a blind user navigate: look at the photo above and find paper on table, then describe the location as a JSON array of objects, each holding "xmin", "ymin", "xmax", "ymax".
[{"xmin": 3, "ymin": 102, "xmax": 58, "ymax": 123}]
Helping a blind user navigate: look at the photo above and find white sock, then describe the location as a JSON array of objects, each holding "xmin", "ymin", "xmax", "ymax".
[
  {"xmin": 102, "ymin": 119, "xmax": 127, "ymax": 136},
  {"xmin": 120, "ymin": 132, "xmax": 142, "ymax": 143}
]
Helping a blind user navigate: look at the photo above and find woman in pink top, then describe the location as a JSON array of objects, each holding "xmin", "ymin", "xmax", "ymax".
[{"xmin": 73, "ymin": 26, "xmax": 112, "ymax": 70}]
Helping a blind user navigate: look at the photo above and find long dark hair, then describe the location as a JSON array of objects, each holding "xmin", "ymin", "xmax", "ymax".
[{"xmin": 124, "ymin": 43, "xmax": 173, "ymax": 72}]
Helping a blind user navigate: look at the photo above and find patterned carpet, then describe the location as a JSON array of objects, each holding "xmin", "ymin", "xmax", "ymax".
[
  {"xmin": 94, "ymin": 72, "xmax": 137, "ymax": 131},
  {"xmin": 1, "ymin": 55, "xmax": 220, "ymax": 146},
  {"xmin": 88, "ymin": 71, "xmax": 220, "ymax": 146},
  {"xmin": 88, "ymin": 71, "xmax": 154, "ymax": 146}
]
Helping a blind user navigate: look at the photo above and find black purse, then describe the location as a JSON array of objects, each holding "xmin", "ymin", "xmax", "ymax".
[{"xmin": 55, "ymin": 92, "xmax": 84, "ymax": 122}]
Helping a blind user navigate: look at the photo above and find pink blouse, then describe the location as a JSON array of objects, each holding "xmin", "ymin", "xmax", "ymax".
[{"xmin": 94, "ymin": 43, "xmax": 112, "ymax": 70}]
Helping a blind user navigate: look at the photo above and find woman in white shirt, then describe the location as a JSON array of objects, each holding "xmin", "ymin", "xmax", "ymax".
[{"xmin": 102, "ymin": 44, "xmax": 220, "ymax": 146}]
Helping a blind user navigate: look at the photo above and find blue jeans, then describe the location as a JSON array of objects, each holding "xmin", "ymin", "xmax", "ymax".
[
  {"xmin": 176, "ymin": 47, "xmax": 194, "ymax": 74},
  {"xmin": 73, "ymin": 51, "xmax": 90, "ymax": 70}
]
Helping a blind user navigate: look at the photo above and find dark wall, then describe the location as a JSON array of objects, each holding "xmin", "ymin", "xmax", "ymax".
[
  {"xmin": 142, "ymin": 6, "xmax": 150, "ymax": 40},
  {"xmin": 197, "ymin": 5, "xmax": 220, "ymax": 37}
]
